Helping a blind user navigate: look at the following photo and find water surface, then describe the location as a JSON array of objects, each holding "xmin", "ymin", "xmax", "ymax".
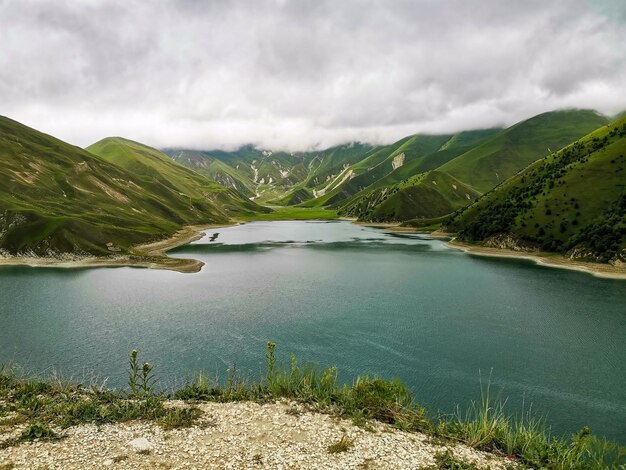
[{"xmin": 1, "ymin": 221, "xmax": 624, "ymax": 442}]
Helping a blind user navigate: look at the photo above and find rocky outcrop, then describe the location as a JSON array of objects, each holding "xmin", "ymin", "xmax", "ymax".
[
  {"xmin": 391, "ymin": 152, "xmax": 405, "ymax": 170},
  {"xmin": 482, "ymin": 233, "xmax": 538, "ymax": 252}
]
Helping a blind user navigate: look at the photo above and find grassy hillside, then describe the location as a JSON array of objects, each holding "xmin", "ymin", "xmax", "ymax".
[
  {"xmin": 446, "ymin": 117, "xmax": 626, "ymax": 263},
  {"xmin": 340, "ymin": 170, "xmax": 481, "ymax": 221},
  {"xmin": 158, "ymin": 110, "xmax": 611, "ymax": 227},
  {"xmin": 368, "ymin": 128, "xmax": 502, "ymax": 188},
  {"xmin": 87, "ymin": 137, "xmax": 262, "ymax": 214},
  {"xmin": 439, "ymin": 109, "xmax": 610, "ymax": 193},
  {"xmin": 165, "ymin": 150, "xmax": 257, "ymax": 197},
  {"xmin": 166, "ymin": 143, "xmax": 379, "ymax": 206},
  {"xmin": 166, "ymin": 145, "xmax": 311, "ymax": 188},
  {"xmin": 319, "ymin": 134, "xmax": 453, "ymax": 207},
  {"xmin": 332, "ymin": 129, "xmax": 501, "ymax": 220},
  {"xmin": 0, "ymin": 117, "xmax": 262, "ymax": 257},
  {"xmin": 336, "ymin": 111, "xmax": 608, "ymax": 223},
  {"xmin": 271, "ymin": 143, "xmax": 379, "ymax": 205}
]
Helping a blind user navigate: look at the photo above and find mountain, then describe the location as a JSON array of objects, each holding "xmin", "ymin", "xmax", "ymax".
[
  {"xmin": 438, "ymin": 109, "xmax": 610, "ymax": 193},
  {"xmin": 271, "ymin": 142, "xmax": 379, "ymax": 205},
  {"xmin": 336, "ymin": 110, "xmax": 609, "ymax": 222},
  {"xmin": 445, "ymin": 117, "xmax": 626, "ymax": 263},
  {"xmin": 158, "ymin": 109, "xmax": 611, "ymax": 226},
  {"xmin": 302, "ymin": 134, "xmax": 456, "ymax": 208},
  {"xmin": 333, "ymin": 129, "xmax": 502, "ymax": 220},
  {"xmin": 0, "ymin": 117, "xmax": 262, "ymax": 257},
  {"xmin": 339, "ymin": 170, "xmax": 481, "ymax": 221},
  {"xmin": 164, "ymin": 149, "xmax": 257, "ymax": 197},
  {"xmin": 164, "ymin": 145, "xmax": 317, "ymax": 203},
  {"xmin": 86, "ymin": 137, "xmax": 262, "ymax": 214},
  {"xmin": 164, "ymin": 143, "xmax": 379, "ymax": 204}
]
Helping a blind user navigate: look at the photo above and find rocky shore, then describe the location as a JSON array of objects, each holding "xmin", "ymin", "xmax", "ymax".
[
  {"xmin": 0, "ymin": 400, "xmax": 514, "ymax": 469},
  {"xmin": 447, "ymin": 239, "xmax": 626, "ymax": 280}
]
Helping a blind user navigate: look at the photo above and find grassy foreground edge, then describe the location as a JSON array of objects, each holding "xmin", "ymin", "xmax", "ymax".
[{"xmin": 1, "ymin": 343, "xmax": 624, "ymax": 469}]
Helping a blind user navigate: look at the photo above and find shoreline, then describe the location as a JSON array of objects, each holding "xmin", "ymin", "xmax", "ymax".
[
  {"xmin": 1, "ymin": 219, "xmax": 624, "ymax": 279},
  {"xmin": 357, "ymin": 221, "xmax": 626, "ymax": 279},
  {"xmin": 0, "ymin": 223, "xmax": 234, "ymax": 274},
  {"xmin": 447, "ymin": 239, "xmax": 626, "ymax": 280}
]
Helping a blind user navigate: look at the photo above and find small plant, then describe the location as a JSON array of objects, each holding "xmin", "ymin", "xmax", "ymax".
[
  {"xmin": 157, "ymin": 406, "xmax": 201, "ymax": 430},
  {"xmin": 432, "ymin": 450, "xmax": 480, "ymax": 470},
  {"xmin": 174, "ymin": 373, "xmax": 220, "ymax": 401},
  {"xmin": 128, "ymin": 350, "xmax": 156, "ymax": 396},
  {"xmin": 140, "ymin": 362, "xmax": 156, "ymax": 394},
  {"xmin": 20, "ymin": 422, "xmax": 54, "ymax": 441},
  {"xmin": 327, "ymin": 434, "xmax": 354, "ymax": 454},
  {"xmin": 266, "ymin": 341, "xmax": 276, "ymax": 384},
  {"xmin": 128, "ymin": 350, "xmax": 140, "ymax": 395}
]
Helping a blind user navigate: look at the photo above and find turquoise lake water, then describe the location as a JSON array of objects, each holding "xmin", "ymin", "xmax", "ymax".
[{"xmin": 1, "ymin": 221, "xmax": 624, "ymax": 442}]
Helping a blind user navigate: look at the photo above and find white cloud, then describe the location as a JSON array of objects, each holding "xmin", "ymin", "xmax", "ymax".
[{"xmin": 1, "ymin": 0, "xmax": 625, "ymax": 151}]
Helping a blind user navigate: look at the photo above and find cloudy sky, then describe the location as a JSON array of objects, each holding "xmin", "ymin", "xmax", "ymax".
[{"xmin": 2, "ymin": 0, "xmax": 626, "ymax": 151}]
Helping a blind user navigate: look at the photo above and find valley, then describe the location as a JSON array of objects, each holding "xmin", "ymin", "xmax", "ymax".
[
  {"xmin": 3, "ymin": 3, "xmax": 626, "ymax": 468},
  {"xmin": 1, "ymin": 109, "xmax": 624, "ymax": 275}
]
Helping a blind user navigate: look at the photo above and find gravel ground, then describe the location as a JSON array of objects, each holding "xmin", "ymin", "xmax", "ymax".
[{"xmin": 0, "ymin": 400, "xmax": 513, "ymax": 469}]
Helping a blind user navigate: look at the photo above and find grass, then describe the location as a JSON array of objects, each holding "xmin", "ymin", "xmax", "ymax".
[
  {"xmin": 327, "ymin": 434, "xmax": 354, "ymax": 453},
  {"xmin": 0, "ymin": 117, "xmax": 265, "ymax": 257},
  {"xmin": 447, "ymin": 117, "xmax": 626, "ymax": 262},
  {"xmin": 1, "ymin": 344, "xmax": 624, "ymax": 469},
  {"xmin": 339, "ymin": 170, "xmax": 481, "ymax": 222},
  {"xmin": 429, "ymin": 450, "xmax": 483, "ymax": 469},
  {"xmin": 0, "ymin": 361, "xmax": 200, "ymax": 448},
  {"xmin": 335, "ymin": 110, "xmax": 609, "ymax": 223},
  {"xmin": 439, "ymin": 109, "xmax": 610, "ymax": 193},
  {"xmin": 238, "ymin": 205, "xmax": 338, "ymax": 221}
]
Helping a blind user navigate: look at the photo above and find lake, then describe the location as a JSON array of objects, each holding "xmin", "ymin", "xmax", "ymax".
[{"xmin": 1, "ymin": 220, "xmax": 624, "ymax": 443}]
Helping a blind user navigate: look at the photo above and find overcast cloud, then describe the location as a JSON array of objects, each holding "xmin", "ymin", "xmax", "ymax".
[{"xmin": 1, "ymin": 0, "xmax": 626, "ymax": 151}]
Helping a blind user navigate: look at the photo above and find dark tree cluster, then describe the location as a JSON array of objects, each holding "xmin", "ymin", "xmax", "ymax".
[{"xmin": 451, "ymin": 121, "xmax": 626, "ymax": 261}]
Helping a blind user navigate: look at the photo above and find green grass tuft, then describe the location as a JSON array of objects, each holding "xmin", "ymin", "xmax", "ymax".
[{"xmin": 327, "ymin": 434, "xmax": 354, "ymax": 454}]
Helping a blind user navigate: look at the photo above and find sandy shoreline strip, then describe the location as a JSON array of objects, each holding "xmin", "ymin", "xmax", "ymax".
[
  {"xmin": 0, "ymin": 223, "xmax": 233, "ymax": 274},
  {"xmin": 366, "ymin": 222, "xmax": 626, "ymax": 279},
  {"xmin": 447, "ymin": 239, "xmax": 626, "ymax": 280},
  {"xmin": 1, "ymin": 220, "xmax": 624, "ymax": 279}
]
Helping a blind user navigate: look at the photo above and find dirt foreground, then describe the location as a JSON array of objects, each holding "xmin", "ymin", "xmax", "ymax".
[{"xmin": 0, "ymin": 400, "xmax": 514, "ymax": 469}]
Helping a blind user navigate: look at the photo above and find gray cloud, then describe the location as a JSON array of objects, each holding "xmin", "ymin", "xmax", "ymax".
[{"xmin": 1, "ymin": 0, "xmax": 625, "ymax": 151}]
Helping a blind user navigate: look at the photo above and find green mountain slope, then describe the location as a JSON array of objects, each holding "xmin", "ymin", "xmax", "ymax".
[
  {"xmin": 160, "ymin": 109, "xmax": 610, "ymax": 226},
  {"xmin": 165, "ymin": 146, "xmax": 316, "ymax": 203},
  {"xmin": 446, "ymin": 117, "xmax": 626, "ymax": 263},
  {"xmin": 439, "ymin": 109, "xmax": 610, "ymax": 193},
  {"xmin": 86, "ymin": 137, "xmax": 262, "ymax": 214},
  {"xmin": 271, "ymin": 143, "xmax": 379, "ymax": 205},
  {"xmin": 0, "ymin": 117, "xmax": 261, "ymax": 257},
  {"xmin": 340, "ymin": 170, "xmax": 481, "ymax": 221},
  {"xmin": 368, "ymin": 128, "xmax": 503, "ymax": 188},
  {"xmin": 319, "ymin": 134, "xmax": 454, "ymax": 207},
  {"xmin": 332, "ymin": 129, "xmax": 501, "ymax": 220},
  {"xmin": 336, "ymin": 111, "xmax": 608, "ymax": 223},
  {"xmin": 164, "ymin": 149, "xmax": 257, "ymax": 197},
  {"xmin": 164, "ymin": 143, "xmax": 379, "ymax": 205}
]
